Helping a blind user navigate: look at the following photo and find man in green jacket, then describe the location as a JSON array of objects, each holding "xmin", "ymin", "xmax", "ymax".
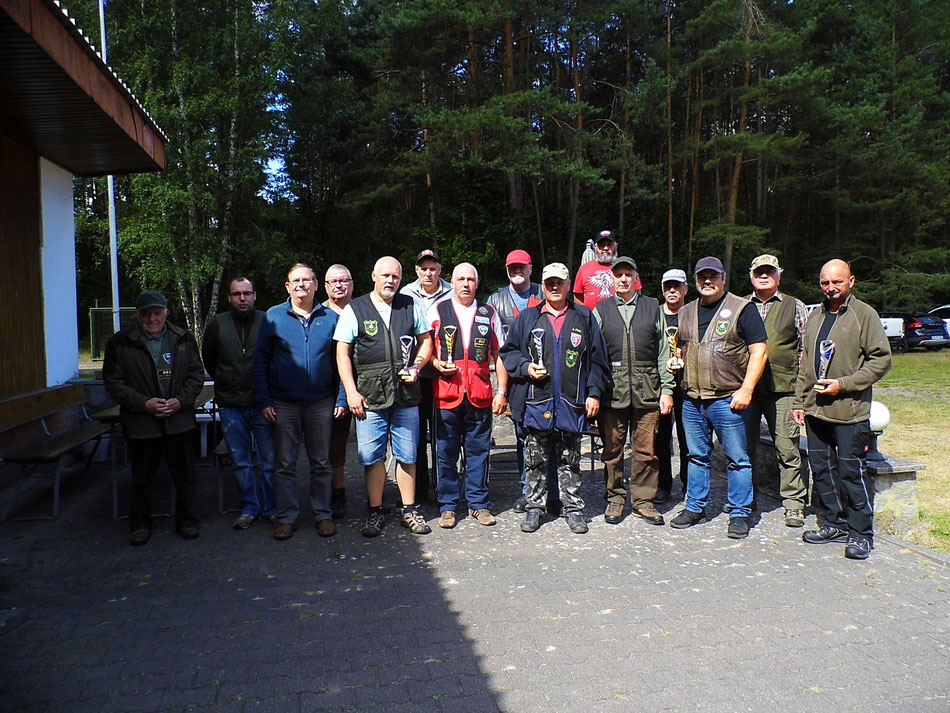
[
  {"xmin": 103, "ymin": 290, "xmax": 205, "ymax": 546},
  {"xmin": 793, "ymin": 259, "xmax": 892, "ymax": 560}
]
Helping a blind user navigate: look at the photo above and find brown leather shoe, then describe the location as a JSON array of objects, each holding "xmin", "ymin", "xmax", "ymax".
[
  {"xmin": 631, "ymin": 503, "xmax": 665, "ymax": 526},
  {"xmin": 438, "ymin": 511, "xmax": 457, "ymax": 529},
  {"xmin": 604, "ymin": 502, "xmax": 624, "ymax": 524},
  {"xmin": 468, "ymin": 508, "xmax": 496, "ymax": 526},
  {"xmin": 274, "ymin": 523, "xmax": 296, "ymax": 540},
  {"xmin": 316, "ymin": 519, "xmax": 337, "ymax": 537}
]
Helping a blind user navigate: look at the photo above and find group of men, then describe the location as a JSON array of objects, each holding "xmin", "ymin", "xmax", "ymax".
[{"xmin": 103, "ymin": 229, "xmax": 891, "ymax": 559}]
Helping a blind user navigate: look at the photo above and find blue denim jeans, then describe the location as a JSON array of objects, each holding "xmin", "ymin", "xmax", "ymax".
[
  {"xmin": 272, "ymin": 397, "xmax": 334, "ymax": 523},
  {"xmin": 682, "ymin": 396, "xmax": 753, "ymax": 518},
  {"xmin": 436, "ymin": 399, "xmax": 492, "ymax": 511},
  {"xmin": 354, "ymin": 405, "xmax": 419, "ymax": 466},
  {"xmin": 219, "ymin": 406, "xmax": 276, "ymax": 518}
]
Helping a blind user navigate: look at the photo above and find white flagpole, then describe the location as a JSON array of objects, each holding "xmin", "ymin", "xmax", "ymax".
[{"xmin": 99, "ymin": 0, "xmax": 121, "ymax": 332}]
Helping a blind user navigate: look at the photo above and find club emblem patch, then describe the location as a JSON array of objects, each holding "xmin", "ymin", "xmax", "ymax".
[
  {"xmin": 565, "ymin": 349, "xmax": 579, "ymax": 368},
  {"xmin": 715, "ymin": 319, "xmax": 730, "ymax": 336},
  {"xmin": 570, "ymin": 331, "xmax": 582, "ymax": 348},
  {"xmin": 720, "ymin": 308, "xmax": 733, "ymax": 318},
  {"xmin": 478, "ymin": 325, "xmax": 489, "ymax": 336},
  {"xmin": 162, "ymin": 352, "xmax": 173, "ymax": 364},
  {"xmin": 363, "ymin": 320, "xmax": 378, "ymax": 336}
]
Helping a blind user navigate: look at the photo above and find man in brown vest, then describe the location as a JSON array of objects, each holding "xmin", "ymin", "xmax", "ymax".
[
  {"xmin": 669, "ymin": 256, "xmax": 768, "ymax": 539},
  {"xmin": 746, "ymin": 254, "xmax": 809, "ymax": 527},
  {"xmin": 593, "ymin": 257, "xmax": 674, "ymax": 526}
]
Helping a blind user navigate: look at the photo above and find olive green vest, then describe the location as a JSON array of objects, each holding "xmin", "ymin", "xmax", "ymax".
[
  {"xmin": 595, "ymin": 297, "xmax": 661, "ymax": 410},
  {"xmin": 748, "ymin": 294, "xmax": 798, "ymax": 393},
  {"xmin": 679, "ymin": 293, "xmax": 751, "ymax": 399}
]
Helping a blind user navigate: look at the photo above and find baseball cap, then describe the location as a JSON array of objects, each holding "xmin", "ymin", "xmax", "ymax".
[
  {"xmin": 750, "ymin": 254, "xmax": 781, "ymax": 271},
  {"xmin": 505, "ymin": 249, "xmax": 532, "ymax": 266},
  {"xmin": 415, "ymin": 249, "xmax": 441, "ymax": 265},
  {"xmin": 661, "ymin": 269, "xmax": 688, "ymax": 284},
  {"xmin": 694, "ymin": 256, "xmax": 725, "ymax": 275},
  {"xmin": 136, "ymin": 290, "xmax": 167, "ymax": 311},
  {"xmin": 595, "ymin": 229, "xmax": 617, "ymax": 244},
  {"xmin": 541, "ymin": 262, "xmax": 570, "ymax": 281},
  {"xmin": 612, "ymin": 256, "xmax": 638, "ymax": 272}
]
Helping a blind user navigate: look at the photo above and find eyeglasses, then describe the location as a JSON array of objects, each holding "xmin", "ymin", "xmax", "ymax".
[
  {"xmin": 288, "ymin": 278, "xmax": 313, "ymax": 285},
  {"xmin": 328, "ymin": 279, "xmax": 352, "ymax": 286},
  {"xmin": 229, "ymin": 291, "xmax": 255, "ymax": 297}
]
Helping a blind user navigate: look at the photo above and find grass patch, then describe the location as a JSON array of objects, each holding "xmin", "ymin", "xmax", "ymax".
[{"xmin": 876, "ymin": 351, "xmax": 950, "ymax": 551}]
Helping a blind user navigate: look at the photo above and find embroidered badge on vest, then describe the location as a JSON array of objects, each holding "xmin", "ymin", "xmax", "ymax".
[
  {"xmin": 565, "ymin": 349, "xmax": 579, "ymax": 368},
  {"xmin": 474, "ymin": 337, "xmax": 489, "ymax": 362},
  {"xmin": 477, "ymin": 324, "xmax": 489, "ymax": 336},
  {"xmin": 570, "ymin": 330, "xmax": 582, "ymax": 347},
  {"xmin": 715, "ymin": 319, "xmax": 730, "ymax": 336},
  {"xmin": 363, "ymin": 320, "xmax": 378, "ymax": 336},
  {"xmin": 163, "ymin": 352, "xmax": 173, "ymax": 364}
]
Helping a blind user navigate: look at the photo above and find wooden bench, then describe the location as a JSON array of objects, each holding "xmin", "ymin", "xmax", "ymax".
[{"xmin": 0, "ymin": 384, "xmax": 109, "ymax": 521}]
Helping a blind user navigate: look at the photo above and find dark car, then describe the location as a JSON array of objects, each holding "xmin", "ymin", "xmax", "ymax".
[{"xmin": 879, "ymin": 312, "xmax": 949, "ymax": 351}]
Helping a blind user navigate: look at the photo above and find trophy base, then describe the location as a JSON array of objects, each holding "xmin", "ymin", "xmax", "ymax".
[{"xmin": 813, "ymin": 383, "xmax": 828, "ymax": 392}]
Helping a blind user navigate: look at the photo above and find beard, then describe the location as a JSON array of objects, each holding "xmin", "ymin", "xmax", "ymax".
[
  {"xmin": 509, "ymin": 273, "xmax": 527, "ymax": 288},
  {"xmin": 595, "ymin": 251, "xmax": 615, "ymax": 265},
  {"xmin": 380, "ymin": 286, "xmax": 396, "ymax": 298}
]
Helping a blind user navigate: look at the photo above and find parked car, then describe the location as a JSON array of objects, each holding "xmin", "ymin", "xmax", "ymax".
[
  {"xmin": 929, "ymin": 305, "xmax": 950, "ymax": 335},
  {"xmin": 879, "ymin": 312, "xmax": 950, "ymax": 351}
]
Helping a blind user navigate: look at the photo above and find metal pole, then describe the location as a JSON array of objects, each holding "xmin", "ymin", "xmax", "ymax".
[{"xmin": 99, "ymin": 0, "xmax": 121, "ymax": 332}]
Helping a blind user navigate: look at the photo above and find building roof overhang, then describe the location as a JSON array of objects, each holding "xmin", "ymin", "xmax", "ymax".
[{"xmin": 0, "ymin": 0, "xmax": 167, "ymax": 176}]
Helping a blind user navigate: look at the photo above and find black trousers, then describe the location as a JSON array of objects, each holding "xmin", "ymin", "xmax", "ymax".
[
  {"xmin": 805, "ymin": 417, "xmax": 874, "ymax": 540},
  {"xmin": 415, "ymin": 379, "xmax": 435, "ymax": 501},
  {"xmin": 127, "ymin": 430, "xmax": 198, "ymax": 531},
  {"xmin": 656, "ymin": 389, "xmax": 687, "ymax": 495}
]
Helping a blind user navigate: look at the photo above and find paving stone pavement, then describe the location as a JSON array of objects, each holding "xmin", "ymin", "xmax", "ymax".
[{"xmin": 1, "ymin": 424, "xmax": 948, "ymax": 713}]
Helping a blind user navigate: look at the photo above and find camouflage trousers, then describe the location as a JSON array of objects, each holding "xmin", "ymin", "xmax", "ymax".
[{"xmin": 523, "ymin": 428, "xmax": 584, "ymax": 514}]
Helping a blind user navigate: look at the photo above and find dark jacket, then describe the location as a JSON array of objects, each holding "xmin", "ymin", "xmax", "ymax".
[
  {"xmin": 500, "ymin": 301, "xmax": 610, "ymax": 433},
  {"xmin": 794, "ymin": 293, "xmax": 891, "ymax": 424},
  {"xmin": 487, "ymin": 283, "xmax": 544, "ymax": 332},
  {"xmin": 202, "ymin": 309, "xmax": 262, "ymax": 408},
  {"xmin": 103, "ymin": 321, "xmax": 205, "ymax": 439},
  {"xmin": 252, "ymin": 300, "xmax": 346, "ymax": 410}
]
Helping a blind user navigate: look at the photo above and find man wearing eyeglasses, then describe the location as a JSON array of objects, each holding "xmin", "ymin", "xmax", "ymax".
[
  {"xmin": 253, "ymin": 264, "xmax": 346, "ymax": 540},
  {"xmin": 323, "ymin": 264, "xmax": 354, "ymax": 519},
  {"xmin": 203, "ymin": 277, "xmax": 277, "ymax": 530}
]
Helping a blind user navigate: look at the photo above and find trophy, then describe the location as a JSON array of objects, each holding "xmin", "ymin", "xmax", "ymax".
[
  {"xmin": 398, "ymin": 335, "xmax": 415, "ymax": 381},
  {"xmin": 530, "ymin": 328, "xmax": 547, "ymax": 376},
  {"xmin": 814, "ymin": 339, "xmax": 835, "ymax": 391},
  {"xmin": 666, "ymin": 326, "xmax": 683, "ymax": 371},
  {"xmin": 442, "ymin": 326, "xmax": 458, "ymax": 370}
]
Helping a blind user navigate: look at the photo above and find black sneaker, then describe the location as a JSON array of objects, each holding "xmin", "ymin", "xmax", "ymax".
[
  {"xmin": 177, "ymin": 522, "xmax": 200, "ymax": 540},
  {"xmin": 330, "ymin": 488, "xmax": 347, "ymax": 520},
  {"xmin": 670, "ymin": 509, "xmax": 704, "ymax": 529},
  {"xmin": 361, "ymin": 510, "xmax": 385, "ymax": 537},
  {"xmin": 844, "ymin": 536, "xmax": 873, "ymax": 560},
  {"xmin": 129, "ymin": 528, "xmax": 150, "ymax": 546},
  {"xmin": 512, "ymin": 495, "xmax": 528, "ymax": 513},
  {"xmin": 727, "ymin": 517, "xmax": 750, "ymax": 539},
  {"xmin": 521, "ymin": 510, "xmax": 541, "ymax": 533},
  {"xmin": 566, "ymin": 512, "xmax": 588, "ymax": 534},
  {"xmin": 802, "ymin": 526, "xmax": 848, "ymax": 545}
]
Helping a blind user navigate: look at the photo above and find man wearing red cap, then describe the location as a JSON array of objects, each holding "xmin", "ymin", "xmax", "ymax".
[{"xmin": 487, "ymin": 249, "xmax": 543, "ymax": 333}]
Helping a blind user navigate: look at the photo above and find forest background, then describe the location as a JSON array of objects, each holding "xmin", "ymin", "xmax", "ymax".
[{"xmin": 69, "ymin": 0, "xmax": 950, "ymax": 343}]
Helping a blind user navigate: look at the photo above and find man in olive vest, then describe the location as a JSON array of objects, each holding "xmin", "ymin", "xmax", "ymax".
[
  {"xmin": 669, "ymin": 256, "xmax": 768, "ymax": 540},
  {"xmin": 336, "ymin": 256, "xmax": 434, "ymax": 537},
  {"xmin": 594, "ymin": 257, "xmax": 674, "ymax": 526},
  {"xmin": 746, "ymin": 254, "xmax": 809, "ymax": 528},
  {"xmin": 656, "ymin": 268, "xmax": 689, "ymax": 503},
  {"xmin": 203, "ymin": 277, "xmax": 277, "ymax": 530},
  {"xmin": 429, "ymin": 263, "xmax": 509, "ymax": 528},
  {"xmin": 501, "ymin": 263, "xmax": 610, "ymax": 535}
]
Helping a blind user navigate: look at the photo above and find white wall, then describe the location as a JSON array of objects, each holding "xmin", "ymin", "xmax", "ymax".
[{"xmin": 40, "ymin": 158, "xmax": 79, "ymax": 386}]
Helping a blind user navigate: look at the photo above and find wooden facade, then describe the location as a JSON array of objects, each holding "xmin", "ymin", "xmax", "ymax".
[{"xmin": 0, "ymin": 134, "xmax": 46, "ymax": 399}]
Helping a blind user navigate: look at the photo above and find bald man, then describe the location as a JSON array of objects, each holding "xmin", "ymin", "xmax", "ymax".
[
  {"xmin": 793, "ymin": 259, "xmax": 891, "ymax": 560},
  {"xmin": 336, "ymin": 257, "xmax": 434, "ymax": 536}
]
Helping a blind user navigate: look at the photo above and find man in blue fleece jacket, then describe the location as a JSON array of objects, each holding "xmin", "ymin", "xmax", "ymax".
[{"xmin": 253, "ymin": 263, "xmax": 346, "ymax": 540}]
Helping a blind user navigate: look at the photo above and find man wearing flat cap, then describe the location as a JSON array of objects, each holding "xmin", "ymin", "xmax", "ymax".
[
  {"xmin": 668, "ymin": 257, "xmax": 768, "ymax": 540},
  {"xmin": 400, "ymin": 249, "xmax": 452, "ymax": 501},
  {"xmin": 746, "ymin": 254, "xmax": 809, "ymax": 528},
  {"xmin": 103, "ymin": 290, "xmax": 205, "ymax": 546},
  {"xmin": 501, "ymin": 263, "xmax": 610, "ymax": 534},
  {"xmin": 593, "ymin": 257, "xmax": 674, "ymax": 526}
]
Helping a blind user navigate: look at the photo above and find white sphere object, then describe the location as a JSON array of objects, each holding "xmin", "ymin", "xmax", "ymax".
[{"xmin": 869, "ymin": 400, "xmax": 890, "ymax": 433}]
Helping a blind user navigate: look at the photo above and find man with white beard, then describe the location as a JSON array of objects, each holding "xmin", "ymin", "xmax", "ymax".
[{"xmin": 487, "ymin": 249, "xmax": 543, "ymax": 333}]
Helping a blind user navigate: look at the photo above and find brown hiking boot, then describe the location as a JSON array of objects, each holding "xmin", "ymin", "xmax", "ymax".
[
  {"xmin": 631, "ymin": 502, "xmax": 665, "ymax": 526},
  {"xmin": 604, "ymin": 502, "xmax": 624, "ymax": 524}
]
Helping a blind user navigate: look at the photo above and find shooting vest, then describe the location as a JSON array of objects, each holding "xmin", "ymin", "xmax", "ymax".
[
  {"xmin": 748, "ymin": 294, "xmax": 799, "ymax": 393},
  {"xmin": 432, "ymin": 300, "xmax": 497, "ymax": 409},
  {"xmin": 679, "ymin": 293, "xmax": 751, "ymax": 399},
  {"xmin": 350, "ymin": 294, "xmax": 421, "ymax": 410},
  {"xmin": 595, "ymin": 296, "xmax": 661, "ymax": 410}
]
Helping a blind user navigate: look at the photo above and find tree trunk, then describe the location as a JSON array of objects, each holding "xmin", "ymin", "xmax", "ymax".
[
  {"xmin": 666, "ymin": 0, "xmax": 674, "ymax": 264},
  {"xmin": 421, "ymin": 72, "xmax": 436, "ymax": 229}
]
